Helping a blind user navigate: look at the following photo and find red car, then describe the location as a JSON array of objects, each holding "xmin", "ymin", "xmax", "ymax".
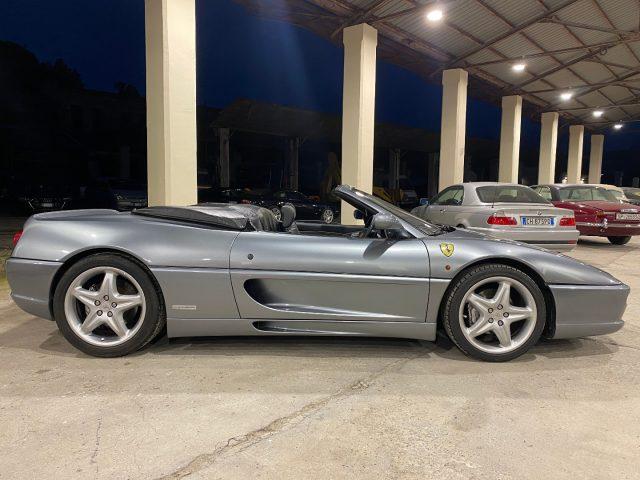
[{"xmin": 532, "ymin": 184, "xmax": 640, "ymax": 245}]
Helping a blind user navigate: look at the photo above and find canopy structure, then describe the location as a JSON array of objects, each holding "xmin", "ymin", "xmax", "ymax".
[{"xmin": 239, "ymin": 0, "xmax": 640, "ymax": 129}]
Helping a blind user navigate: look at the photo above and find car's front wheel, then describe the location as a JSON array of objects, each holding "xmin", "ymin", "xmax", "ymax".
[
  {"xmin": 53, "ymin": 253, "xmax": 165, "ymax": 357},
  {"xmin": 608, "ymin": 236, "xmax": 632, "ymax": 245},
  {"xmin": 442, "ymin": 264, "xmax": 546, "ymax": 362}
]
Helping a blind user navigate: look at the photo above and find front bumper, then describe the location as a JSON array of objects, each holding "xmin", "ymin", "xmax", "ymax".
[
  {"xmin": 5, "ymin": 258, "xmax": 62, "ymax": 320},
  {"xmin": 549, "ymin": 283, "xmax": 628, "ymax": 339},
  {"xmin": 468, "ymin": 226, "xmax": 579, "ymax": 251}
]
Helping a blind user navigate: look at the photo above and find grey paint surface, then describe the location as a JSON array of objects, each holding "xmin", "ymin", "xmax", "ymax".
[{"xmin": 6, "ymin": 185, "xmax": 628, "ymax": 342}]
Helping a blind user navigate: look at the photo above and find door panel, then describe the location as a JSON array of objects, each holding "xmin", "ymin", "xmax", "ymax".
[{"xmin": 229, "ymin": 232, "xmax": 430, "ymax": 322}]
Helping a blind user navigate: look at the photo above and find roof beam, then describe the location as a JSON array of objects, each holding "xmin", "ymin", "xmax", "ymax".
[
  {"xmin": 525, "ymin": 78, "xmax": 640, "ymax": 94},
  {"xmin": 466, "ymin": 39, "xmax": 634, "ymax": 68},
  {"xmin": 435, "ymin": 0, "xmax": 581, "ymax": 73},
  {"xmin": 329, "ymin": 0, "xmax": 389, "ymax": 38},
  {"xmin": 539, "ymin": 18, "xmax": 639, "ymax": 37},
  {"xmin": 512, "ymin": 42, "xmax": 630, "ymax": 90},
  {"xmin": 552, "ymin": 101, "xmax": 640, "ymax": 112}
]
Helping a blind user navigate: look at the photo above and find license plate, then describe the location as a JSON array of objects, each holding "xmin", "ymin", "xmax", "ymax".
[
  {"xmin": 616, "ymin": 213, "xmax": 640, "ymax": 220},
  {"xmin": 521, "ymin": 217, "xmax": 554, "ymax": 226},
  {"xmin": 41, "ymin": 202, "xmax": 53, "ymax": 208}
]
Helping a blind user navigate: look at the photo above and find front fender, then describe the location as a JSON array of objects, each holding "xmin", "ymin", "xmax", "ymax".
[{"xmin": 424, "ymin": 231, "xmax": 620, "ymax": 286}]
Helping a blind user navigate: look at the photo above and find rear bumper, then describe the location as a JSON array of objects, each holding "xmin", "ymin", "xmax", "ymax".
[
  {"xmin": 468, "ymin": 226, "xmax": 579, "ymax": 251},
  {"xmin": 577, "ymin": 221, "xmax": 640, "ymax": 237},
  {"xmin": 549, "ymin": 283, "xmax": 628, "ymax": 339},
  {"xmin": 5, "ymin": 258, "xmax": 62, "ymax": 320}
]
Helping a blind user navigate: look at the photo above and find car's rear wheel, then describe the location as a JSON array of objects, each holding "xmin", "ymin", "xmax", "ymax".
[
  {"xmin": 442, "ymin": 264, "xmax": 546, "ymax": 362},
  {"xmin": 322, "ymin": 208, "xmax": 334, "ymax": 224},
  {"xmin": 270, "ymin": 207, "xmax": 282, "ymax": 222},
  {"xmin": 608, "ymin": 236, "xmax": 632, "ymax": 245},
  {"xmin": 53, "ymin": 253, "xmax": 165, "ymax": 357}
]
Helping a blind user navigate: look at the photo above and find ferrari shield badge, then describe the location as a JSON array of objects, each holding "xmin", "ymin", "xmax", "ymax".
[{"xmin": 440, "ymin": 243, "xmax": 455, "ymax": 257}]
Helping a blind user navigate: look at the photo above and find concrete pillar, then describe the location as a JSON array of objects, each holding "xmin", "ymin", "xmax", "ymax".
[
  {"xmin": 288, "ymin": 137, "xmax": 300, "ymax": 190},
  {"xmin": 567, "ymin": 125, "xmax": 585, "ymax": 183},
  {"xmin": 145, "ymin": 0, "xmax": 197, "ymax": 206},
  {"xmin": 588, "ymin": 134, "xmax": 604, "ymax": 184},
  {"xmin": 439, "ymin": 69, "xmax": 468, "ymax": 190},
  {"xmin": 538, "ymin": 112, "xmax": 559, "ymax": 184},
  {"xmin": 341, "ymin": 23, "xmax": 377, "ymax": 223},
  {"xmin": 498, "ymin": 95, "xmax": 523, "ymax": 183},
  {"xmin": 218, "ymin": 128, "xmax": 230, "ymax": 188}
]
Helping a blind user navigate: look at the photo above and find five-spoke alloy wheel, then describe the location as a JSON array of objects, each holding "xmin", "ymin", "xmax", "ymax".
[
  {"xmin": 442, "ymin": 264, "xmax": 546, "ymax": 362},
  {"xmin": 53, "ymin": 253, "xmax": 165, "ymax": 357}
]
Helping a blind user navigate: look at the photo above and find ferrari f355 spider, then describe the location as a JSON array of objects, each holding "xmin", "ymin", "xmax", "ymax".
[{"xmin": 6, "ymin": 185, "xmax": 629, "ymax": 361}]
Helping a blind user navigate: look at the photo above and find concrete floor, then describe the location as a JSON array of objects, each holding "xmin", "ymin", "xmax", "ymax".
[{"xmin": 1, "ymin": 237, "xmax": 639, "ymax": 479}]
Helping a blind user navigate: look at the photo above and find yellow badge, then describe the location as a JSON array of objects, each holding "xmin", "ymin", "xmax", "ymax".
[{"xmin": 440, "ymin": 243, "xmax": 455, "ymax": 257}]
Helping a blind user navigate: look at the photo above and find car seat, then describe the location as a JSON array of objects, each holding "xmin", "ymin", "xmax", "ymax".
[{"xmin": 280, "ymin": 203, "xmax": 299, "ymax": 233}]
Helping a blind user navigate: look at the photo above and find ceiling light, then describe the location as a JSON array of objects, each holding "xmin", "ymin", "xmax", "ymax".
[
  {"xmin": 512, "ymin": 63, "xmax": 526, "ymax": 72},
  {"xmin": 613, "ymin": 123, "xmax": 623, "ymax": 130},
  {"xmin": 426, "ymin": 9, "xmax": 444, "ymax": 22},
  {"xmin": 592, "ymin": 110, "xmax": 604, "ymax": 118},
  {"xmin": 560, "ymin": 92, "xmax": 573, "ymax": 101}
]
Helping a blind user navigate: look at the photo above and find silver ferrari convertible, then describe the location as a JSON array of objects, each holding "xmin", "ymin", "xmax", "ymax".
[{"xmin": 6, "ymin": 185, "xmax": 628, "ymax": 361}]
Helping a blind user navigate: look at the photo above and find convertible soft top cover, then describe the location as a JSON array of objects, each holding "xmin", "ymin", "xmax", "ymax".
[{"xmin": 133, "ymin": 204, "xmax": 277, "ymax": 231}]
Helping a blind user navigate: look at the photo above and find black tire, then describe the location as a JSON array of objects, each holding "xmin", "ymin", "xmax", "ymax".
[
  {"xmin": 608, "ymin": 236, "xmax": 632, "ymax": 245},
  {"xmin": 53, "ymin": 253, "xmax": 165, "ymax": 357},
  {"xmin": 441, "ymin": 263, "xmax": 547, "ymax": 362}
]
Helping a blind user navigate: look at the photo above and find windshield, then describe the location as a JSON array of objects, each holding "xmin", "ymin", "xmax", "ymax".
[
  {"xmin": 624, "ymin": 188, "xmax": 640, "ymax": 200},
  {"xmin": 351, "ymin": 189, "xmax": 441, "ymax": 235},
  {"xmin": 476, "ymin": 185, "xmax": 550, "ymax": 204},
  {"xmin": 558, "ymin": 187, "xmax": 618, "ymax": 202},
  {"xmin": 609, "ymin": 190, "xmax": 625, "ymax": 200}
]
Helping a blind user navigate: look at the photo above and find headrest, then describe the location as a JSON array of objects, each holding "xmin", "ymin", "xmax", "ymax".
[{"xmin": 281, "ymin": 203, "xmax": 296, "ymax": 228}]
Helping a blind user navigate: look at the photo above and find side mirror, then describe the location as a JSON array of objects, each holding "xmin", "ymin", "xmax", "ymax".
[
  {"xmin": 419, "ymin": 198, "xmax": 429, "ymax": 206},
  {"xmin": 353, "ymin": 209, "xmax": 365, "ymax": 220},
  {"xmin": 372, "ymin": 213, "xmax": 403, "ymax": 232}
]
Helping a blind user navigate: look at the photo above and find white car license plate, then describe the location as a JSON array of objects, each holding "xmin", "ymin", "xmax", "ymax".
[
  {"xmin": 41, "ymin": 202, "xmax": 53, "ymax": 208},
  {"xmin": 616, "ymin": 213, "xmax": 640, "ymax": 221},
  {"xmin": 521, "ymin": 217, "xmax": 554, "ymax": 226}
]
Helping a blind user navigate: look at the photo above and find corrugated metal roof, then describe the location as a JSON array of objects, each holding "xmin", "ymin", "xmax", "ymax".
[{"xmin": 256, "ymin": 0, "xmax": 640, "ymax": 127}]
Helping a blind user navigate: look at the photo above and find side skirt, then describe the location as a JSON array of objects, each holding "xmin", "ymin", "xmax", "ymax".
[{"xmin": 167, "ymin": 318, "xmax": 437, "ymax": 341}]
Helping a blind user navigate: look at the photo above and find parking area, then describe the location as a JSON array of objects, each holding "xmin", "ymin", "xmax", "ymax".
[{"xmin": 0, "ymin": 237, "xmax": 639, "ymax": 479}]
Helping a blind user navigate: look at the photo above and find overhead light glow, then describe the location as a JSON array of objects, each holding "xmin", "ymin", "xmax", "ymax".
[
  {"xmin": 560, "ymin": 92, "xmax": 573, "ymax": 101},
  {"xmin": 512, "ymin": 63, "xmax": 526, "ymax": 72},
  {"xmin": 613, "ymin": 123, "xmax": 623, "ymax": 130},
  {"xmin": 592, "ymin": 110, "xmax": 604, "ymax": 118},
  {"xmin": 426, "ymin": 9, "xmax": 444, "ymax": 22}
]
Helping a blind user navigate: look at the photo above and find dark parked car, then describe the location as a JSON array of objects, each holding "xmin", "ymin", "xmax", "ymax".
[
  {"xmin": 198, "ymin": 187, "xmax": 260, "ymax": 205},
  {"xmin": 259, "ymin": 190, "xmax": 336, "ymax": 223},
  {"xmin": 19, "ymin": 184, "xmax": 72, "ymax": 213},
  {"xmin": 107, "ymin": 180, "xmax": 147, "ymax": 211}
]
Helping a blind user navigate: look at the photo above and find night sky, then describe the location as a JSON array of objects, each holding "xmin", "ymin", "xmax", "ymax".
[{"xmin": 1, "ymin": 0, "xmax": 637, "ymax": 153}]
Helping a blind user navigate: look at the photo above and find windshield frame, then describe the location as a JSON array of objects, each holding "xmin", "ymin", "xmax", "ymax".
[{"xmin": 334, "ymin": 186, "xmax": 442, "ymax": 236}]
